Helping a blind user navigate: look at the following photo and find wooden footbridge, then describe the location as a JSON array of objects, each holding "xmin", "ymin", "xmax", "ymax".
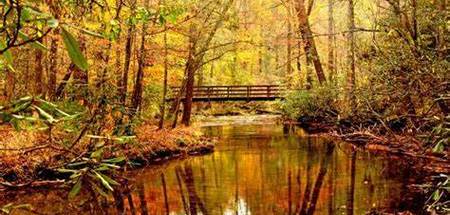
[{"xmin": 168, "ymin": 85, "xmax": 285, "ymax": 102}]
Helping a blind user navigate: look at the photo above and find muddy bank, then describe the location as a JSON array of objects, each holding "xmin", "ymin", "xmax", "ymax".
[{"xmin": 286, "ymin": 117, "xmax": 449, "ymax": 174}]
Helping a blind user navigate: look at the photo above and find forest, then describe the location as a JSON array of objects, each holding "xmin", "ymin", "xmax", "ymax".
[{"xmin": 0, "ymin": 0, "xmax": 448, "ymax": 214}]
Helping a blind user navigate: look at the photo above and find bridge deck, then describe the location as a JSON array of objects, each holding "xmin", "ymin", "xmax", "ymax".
[{"xmin": 168, "ymin": 85, "xmax": 285, "ymax": 102}]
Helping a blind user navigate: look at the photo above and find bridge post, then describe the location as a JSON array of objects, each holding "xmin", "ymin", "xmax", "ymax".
[
  {"xmin": 207, "ymin": 86, "xmax": 211, "ymax": 101},
  {"xmin": 246, "ymin": 86, "xmax": 250, "ymax": 101},
  {"xmin": 267, "ymin": 86, "xmax": 271, "ymax": 98}
]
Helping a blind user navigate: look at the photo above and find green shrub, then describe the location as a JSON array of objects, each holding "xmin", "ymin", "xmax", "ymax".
[{"xmin": 281, "ymin": 85, "xmax": 339, "ymax": 120}]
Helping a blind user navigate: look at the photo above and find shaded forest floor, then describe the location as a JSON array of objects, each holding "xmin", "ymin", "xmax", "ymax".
[{"xmin": 0, "ymin": 123, "xmax": 214, "ymax": 190}]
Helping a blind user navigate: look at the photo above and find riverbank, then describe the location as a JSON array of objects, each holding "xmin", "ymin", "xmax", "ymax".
[
  {"xmin": 0, "ymin": 123, "xmax": 214, "ymax": 191},
  {"xmin": 287, "ymin": 117, "xmax": 450, "ymax": 174}
]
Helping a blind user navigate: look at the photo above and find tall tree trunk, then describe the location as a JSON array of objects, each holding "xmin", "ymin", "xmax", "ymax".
[
  {"xmin": 48, "ymin": 32, "xmax": 58, "ymax": 100},
  {"xmin": 34, "ymin": 38, "xmax": 44, "ymax": 96},
  {"xmin": 181, "ymin": 57, "xmax": 196, "ymax": 126},
  {"xmin": 131, "ymin": 0, "xmax": 149, "ymax": 116},
  {"xmin": 180, "ymin": 0, "xmax": 235, "ymax": 126},
  {"xmin": 347, "ymin": 0, "xmax": 356, "ymax": 111},
  {"xmin": 286, "ymin": 1, "xmax": 293, "ymax": 86},
  {"xmin": 295, "ymin": 0, "xmax": 326, "ymax": 85},
  {"xmin": 159, "ymin": 26, "xmax": 169, "ymax": 129},
  {"xmin": 47, "ymin": 1, "xmax": 60, "ymax": 100},
  {"xmin": 119, "ymin": 0, "xmax": 137, "ymax": 106},
  {"xmin": 327, "ymin": 0, "xmax": 335, "ymax": 82},
  {"xmin": 114, "ymin": 0, "xmax": 124, "ymax": 99}
]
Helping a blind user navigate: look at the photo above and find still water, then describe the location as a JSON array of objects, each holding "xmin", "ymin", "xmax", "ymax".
[{"xmin": 2, "ymin": 116, "xmax": 424, "ymax": 214}]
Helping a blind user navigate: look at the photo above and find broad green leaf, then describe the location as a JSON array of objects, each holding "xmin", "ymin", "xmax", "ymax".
[
  {"xmin": 12, "ymin": 101, "xmax": 32, "ymax": 113},
  {"xmin": 57, "ymin": 168, "xmax": 78, "ymax": 173},
  {"xmin": 95, "ymin": 171, "xmax": 119, "ymax": 186},
  {"xmin": 13, "ymin": 96, "xmax": 33, "ymax": 105},
  {"xmin": 47, "ymin": 18, "xmax": 59, "ymax": 28},
  {"xmin": 69, "ymin": 178, "xmax": 82, "ymax": 199},
  {"xmin": 36, "ymin": 98, "xmax": 57, "ymax": 108},
  {"xmin": 99, "ymin": 163, "xmax": 121, "ymax": 169},
  {"xmin": 12, "ymin": 114, "xmax": 38, "ymax": 122},
  {"xmin": 432, "ymin": 141, "xmax": 444, "ymax": 153},
  {"xmin": 0, "ymin": 41, "xmax": 13, "ymax": 65},
  {"xmin": 432, "ymin": 190, "xmax": 441, "ymax": 201},
  {"xmin": 92, "ymin": 171, "xmax": 114, "ymax": 191},
  {"xmin": 103, "ymin": 156, "xmax": 126, "ymax": 163},
  {"xmin": 54, "ymin": 108, "xmax": 71, "ymax": 117},
  {"xmin": 90, "ymin": 148, "xmax": 104, "ymax": 159},
  {"xmin": 61, "ymin": 27, "xmax": 88, "ymax": 71},
  {"xmin": 18, "ymin": 31, "xmax": 48, "ymax": 51},
  {"xmin": 67, "ymin": 161, "xmax": 87, "ymax": 167},
  {"xmin": 33, "ymin": 105, "xmax": 57, "ymax": 124},
  {"xmin": 10, "ymin": 118, "xmax": 20, "ymax": 130},
  {"xmin": 95, "ymin": 165, "xmax": 110, "ymax": 171}
]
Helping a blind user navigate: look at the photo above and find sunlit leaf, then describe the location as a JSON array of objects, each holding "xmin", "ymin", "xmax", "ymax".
[
  {"xmin": 103, "ymin": 156, "xmax": 126, "ymax": 163},
  {"xmin": 92, "ymin": 171, "xmax": 114, "ymax": 191},
  {"xmin": 68, "ymin": 178, "xmax": 83, "ymax": 199},
  {"xmin": 90, "ymin": 148, "xmax": 104, "ymax": 159},
  {"xmin": 18, "ymin": 31, "xmax": 48, "ymax": 51},
  {"xmin": 33, "ymin": 105, "xmax": 57, "ymax": 124},
  {"xmin": 432, "ymin": 141, "xmax": 444, "ymax": 153},
  {"xmin": 47, "ymin": 18, "xmax": 59, "ymax": 28},
  {"xmin": 61, "ymin": 27, "xmax": 89, "ymax": 71},
  {"xmin": 0, "ymin": 41, "xmax": 13, "ymax": 65},
  {"xmin": 96, "ymin": 171, "xmax": 119, "ymax": 186},
  {"xmin": 57, "ymin": 168, "xmax": 78, "ymax": 173}
]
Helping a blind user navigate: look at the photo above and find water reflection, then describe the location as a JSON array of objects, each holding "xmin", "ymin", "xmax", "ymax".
[{"xmin": 1, "ymin": 123, "xmax": 424, "ymax": 215}]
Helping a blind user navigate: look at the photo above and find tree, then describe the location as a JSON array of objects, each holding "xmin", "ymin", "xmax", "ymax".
[
  {"xmin": 119, "ymin": 0, "xmax": 137, "ymax": 106},
  {"xmin": 327, "ymin": 0, "xmax": 336, "ymax": 82},
  {"xmin": 131, "ymin": 0, "xmax": 151, "ymax": 115},
  {"xmin": 295, "ymin": 0, "xmax": 326, "ymax": 86},
  {"xmin": 175, "ymin": 0, "xmax": 235, "ymax": 126},
  {"xmin": 346, "ymin": 0, "xmax": 356, "ymax": 112}
]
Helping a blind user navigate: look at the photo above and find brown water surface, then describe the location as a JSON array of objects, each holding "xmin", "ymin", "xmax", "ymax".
[{"xmin": 1, "ymin": 116, "xmax": 424, "ymax": 214}]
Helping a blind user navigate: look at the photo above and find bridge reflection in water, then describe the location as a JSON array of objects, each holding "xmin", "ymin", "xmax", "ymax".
[
  {"xmin": 0, "ymin": 121, "xmax": 425, "ymax": 214},
  {"xmin": 111, "ymin": 123, "xmax": 424, "ymax": 215}
]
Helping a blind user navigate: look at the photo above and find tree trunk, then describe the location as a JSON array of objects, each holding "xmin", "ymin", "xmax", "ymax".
[
  {"xmin": 159, "ymin": 26, "xmax": 169, "ymax": 129},
  {"xmin": 48, "ymin": 32, "xmax": 58, "ymax": 100},
  {"xmin": 131, "ymin": 0, "xmax": 149, "ymax": 116},
  {"xmin": 347, "ymin": 0, "xmax": 356, "ymax": 111},
  {"xmin": 286, "ymin": 2, "xmax": 293, "ymax": 86},
  {"xmin": 34, "ymin": 38, "xmax": 44, "ymax": 96},
  {"xmin": 327, "ymin": 0, "xmax": 335, "ymax": 82},
  {"xmin": 181, "ymin": 57, "xmax": 196, "ymax": 126},
  {"xmin": 47, "ymin": 0, "xmax": 60, "ymax": 100},
  {"xmin": 119, "ymin": 0, "xmax": 136, "ymax": 106},
  {"xmin": 295, "ymin": 0, "xmax": 326, "ymax": 85},
  {"xmin": 179, "ymin": 0, "xmax": 235, "ymax": 127}
]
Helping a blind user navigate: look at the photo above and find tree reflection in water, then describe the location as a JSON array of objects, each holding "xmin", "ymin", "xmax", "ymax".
[{"xmin": 0, "ymin": 123, "xmax": 425, "ymax": 215}]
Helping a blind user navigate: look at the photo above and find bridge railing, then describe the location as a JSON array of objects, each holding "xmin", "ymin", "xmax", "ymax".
[{"xmin": 169, "ymin": 85, "xmax": 285, "ymax": 101}]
